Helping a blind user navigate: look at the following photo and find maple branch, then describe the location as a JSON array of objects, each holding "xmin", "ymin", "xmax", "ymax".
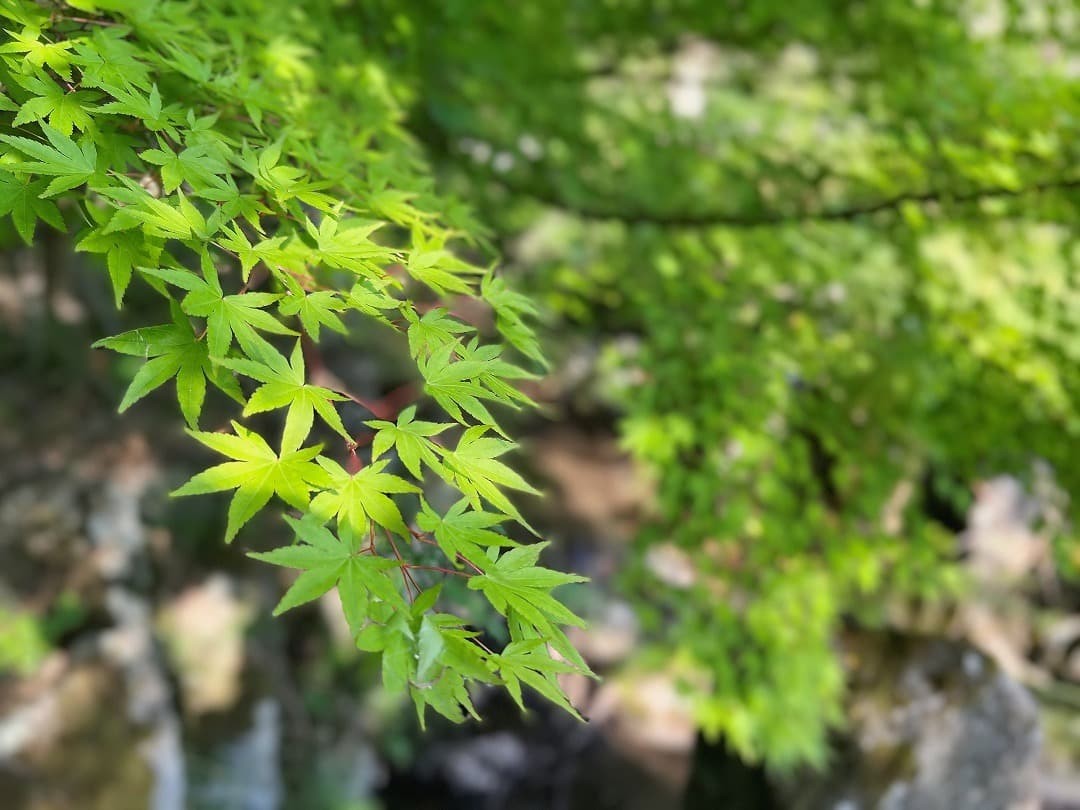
[
  {"xmin": 502, "ymin": 175, "xmax": 1080, "ymax": 229},
  {"xmin": 407, "ymin": 564, "xmax": 473, "ymax": 578},
  {"xmin": 56, "ymin": 14, "xmax": 117, "ymax": 27},
  {"xmin": 409, "ymin": 527, "xmax": 486, "ymax": 574}
]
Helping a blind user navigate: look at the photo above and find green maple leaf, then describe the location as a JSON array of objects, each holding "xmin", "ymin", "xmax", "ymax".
[
  {"xmin": 469, "ymin": 542, "xmax": 587, "ymax": 629},
  {"xmin": 249, "ymin": 515, "xmax": 404, "ymax": 619},
  {"xmin": 491, "ymin": 639, "xmax": 582, "ymax": 719},
  {"xmin": 347, "ymin": 279, "xmax": 400, "ymax": 323},
  {"xmin": 139, "ymin": 142, "xmax": 228, "ymax": 195},
  {"xmin": 140, "ymin": 259, "xmax": 295, "ymax": 359},
  {"xmin": 172, "ymin": 422, "xmax": 326, "ymax": 542},
  {"xmin": 405, "ymin": 229, "xmax": 485, "ymax": 296},
  {"xmin": 470, "ymin": 543, "xmax": 594, "ymax": 683},
  {"xmin": 72, "ymin": 29, "xmax": 153, "ymax": 92},
  {"xmin": 0, "ymin": 125, "xmax": 97, "ymax": 197},
  {"xmin": 96, "ymin": 184, "xmax": 209, "ymax": 240},
  {"xmin": 309, "ymin": 456, "xmax": 420, "ymax": 538},
  {"xmin": 216, "ymin": 224, "xmax": 286, "ymax": 280},
  {"xmin": 98, "ymin": 83, "xmax": 180, "ymax": 137},
  {"xmin": 0, "ymin": 172, "xmax": 63, "ymax": 244},
  {"xmin": 455, "ymin": 339, "xmax": 536, "ymax": 409},
  {"xmin": 406, "ymin": 246, "xmax": 477, "ymax": 296},
  {"xmin": 219, "ymin": 339, "xmax": 351, "ymax": 453},
  {"xmin": 405, "ymin": 307, "xmax": 471, "ymax": 359},
  {"xmin": 419, "ymin": 341, "xmax": 505, "ymax": 429},
  {"xmin": 77, "ymin": 217, "xmax": 159, "ymax": 306},
  {"xmin": 12, "ymin": 74, "xmax": 98, "ymax": 136},
  {"xmin": 94, "ymin": 301, "xmax": 244, "ymax": 427},
  {"xmin": 237, "ymin": 142, "xmax": 335, "ymax": 208},
  {"xmin": 442, "ymin": 426, "xmax": 540, "ymax": 526},
  {"xmin": 303, "ymin": 214, "xmax": 397, "ymax": 276},
  {"xmin": 277, "ymin": 275, "xmax": 347, "ymax": 341},
  {"xmin": 481, "ymin": 273, "xmax": 545, "ymax": 366},
  {"xmin": 366, "ymin": 404, "xmax": 451, "ymax": 480},
  {"xmin": 0, "ymin": 26, "xmax": 75, "ymax": 77},
  {"xmin": 416, "ymin": 498, "xmax": 516, "ymax": 570}
]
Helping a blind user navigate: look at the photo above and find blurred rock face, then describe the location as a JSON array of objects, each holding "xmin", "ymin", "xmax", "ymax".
[
  {"xmin": 962, "ymin": 475, "xmax": 1050, "ymax": 586},
  {"xmin": 776, "ymin": 633, "xmax": 1041, "ymax": 810},
  {"xmin": 157, "ymin": 575, "xmax": 252, "ymax": 715}
]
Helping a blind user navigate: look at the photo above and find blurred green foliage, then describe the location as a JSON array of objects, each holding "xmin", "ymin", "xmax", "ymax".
[{"xmin": 371, "ymin": 0, "xmax": 1080, "ymax": 766}]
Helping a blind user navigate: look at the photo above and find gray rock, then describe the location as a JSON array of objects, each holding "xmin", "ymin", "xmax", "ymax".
[{"xmin": 777, "ymin": 633, "xmax": 1041, "ymax": 810}]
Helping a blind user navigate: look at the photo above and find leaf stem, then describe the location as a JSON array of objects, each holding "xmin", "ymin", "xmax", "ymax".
[{"xmin": 385, "ymin": 529, "xmax": 420, "ymax": 598}]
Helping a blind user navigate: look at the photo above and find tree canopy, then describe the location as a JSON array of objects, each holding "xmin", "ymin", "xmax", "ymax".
[{"xmin": 389, "ymin": 0, "xmax": 1079, "ymax": 765}]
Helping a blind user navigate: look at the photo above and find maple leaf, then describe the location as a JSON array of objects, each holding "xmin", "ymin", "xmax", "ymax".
[
  {"xmin": 416, "ymin": 498, "xmax": 516, "ymax": 570},
  {"xmin": 11, "ymin": 73, "xmax": 98, "ymax": 136},
  {"xmin": 139, "ymin": 142, "xmax": 229, "ymax": 195},
  {"xmin": 93, "ymin": 301, "xmax": 243, "ymax": 427},
  {"xmin": 219, "ymin": 339, "xmax": 350, "ymax": 452},
  {"xmin": 0, "ymin": 125, "xmax": 97, "ymax": 197},
  {"xmin": 249, "ymin": 515, "xmax": 404, "ymax": 619},
  {"xmin": 442, "ymin": 426, "xmax": 540, "ymax": 526},
  {"xmin": 173, "ymin": 422, "xmax": 326, "ymax": 542},
  {"xmin": 77, "ymin": 209, "xmax": 162, "ymax": 306},
  {"xmin": 405, "ymin": 307, "xmax": 471, "ymax": 359},
  {"xmin": 491, "ymin": 639, "xmax": 583, "ymax": 719},
  {"xmin": 277, "ymin": 275, "xmax": 347, "ymax": 340},
  {"xmin": 303, "ymin": 214, "xmax": 397, "ymax": 276},
  {"xmin": 0, "ymin": 172, "xmax": 63, "ymax": 244},
  {"xmin": 0, "ymin": 26, "xmax": 75, "ymax": 77},
  {"xmin": 469, "ymin": 542, "xmax": 587, "ymax": 629},
  {"xmin": 419, "ymin": 341, "xmax": 505, "ymax": 430},
  {"xmin": 481, "ymin": 273, "xmax": 546, "ymax": 366},
  {"xmin": 366, "ymin": 405, "xmax": 451, "ymax": 480},
  {"xmin": 140, "ymin": 258, "xmax": 296, "ymax": 359},
  {"xmin": 309, "ymin": 456, "xmax": 420, "ymax": 538}
]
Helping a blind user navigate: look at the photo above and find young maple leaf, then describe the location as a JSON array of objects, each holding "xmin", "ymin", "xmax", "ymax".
[
  {"xmin": 249, "ymin": 515, "xmax": 404, "ymax": 621},
  {"xmin": 173, "ymin": 422, "xmax": 326, "ymax": 542},
  {"xmin": 277, "ymin": 274, "xmax": 347, "ymax": 341},
  {"xmin": 469, "ymin": 542, "xmax": 587, "ymax": 630},
  {"xmin": 11, "ymin": 73, "xmax": 98, "ymax": 137},
  {"xmin": 93, "ymin": 301, "xmax": 243, "ymax": 427},
  {"xmin": 481, "ymin": 273, "xmax": 546, "ymax": 366},
  {"xmin": 416, "ymin": 498, "xmax": 517, "ymax": 571},
  {"xmin": 490, "ymin": 639, "xmax": 583, "ymax": 719},
  {"xmin": 404, "ymin": 307, "xmax": 471, "ymax": 359},
  {"xmin": 139, "ymin": 142, "xmax": 229, "ymax": 195},
  {"xmin": 0, "ymin": 125, "xmax": 97, "ymax": 196},
  {"xmin": 418, "ymin": 341, "xmax": 505, "ymax": 430},
  {"xmin": 309, "ymin": 457, "xmax": 420, "ymax": 538},
  {"xmin": 218, "ymin": 339, "xmax": 350, "ymax": 453},
  {"xmin": 140, "ymin": 258, "xmax": 295, "ymax": 359},
  {"xmin": 442, "ymin": 426, "xmax": 540, "ymax": 527},
  {"xmin": 366, "ymin": 405, "xmax": 451, "ymax": 480},
  {"xmin": 0, "ymin": 173, "xmax": 63, "ymax": 244},
  {"xmin": 470, "ymin": 542, "xmax": 594, "ymax": 682}
]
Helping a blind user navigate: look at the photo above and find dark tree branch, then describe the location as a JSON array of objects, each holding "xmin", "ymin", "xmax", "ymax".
[{"xmin": 508, "ymin": 175, "xmax": 1080, "ymax": 229}]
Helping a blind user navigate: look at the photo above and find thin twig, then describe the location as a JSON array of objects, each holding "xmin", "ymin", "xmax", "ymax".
[
  {"xmin": 58, "ymin": 14, "xmax": 117, "ymax": 27},
  {"xmin": 408, "ymin": 564, "xmax": 472, "ymax": 578},
  {"xmin": 385, "ymin": 529, "xmax": 420, "ymax": 599}
]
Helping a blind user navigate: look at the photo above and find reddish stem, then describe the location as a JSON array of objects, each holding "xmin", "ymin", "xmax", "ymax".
[
  {"xmin": 58, "ymin": 15, "xmax": 116, "ymax": 26},
  {"xmin": 345, "ymin": 444, "xmax": 363, "ymax": 474},
  {"xmin": 407, "ymin": 564, "xmax": 472, "ymax": 578},
  {"xmin": 385, "ymin": 530, "xmax": 420, "ymax": 599}
]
